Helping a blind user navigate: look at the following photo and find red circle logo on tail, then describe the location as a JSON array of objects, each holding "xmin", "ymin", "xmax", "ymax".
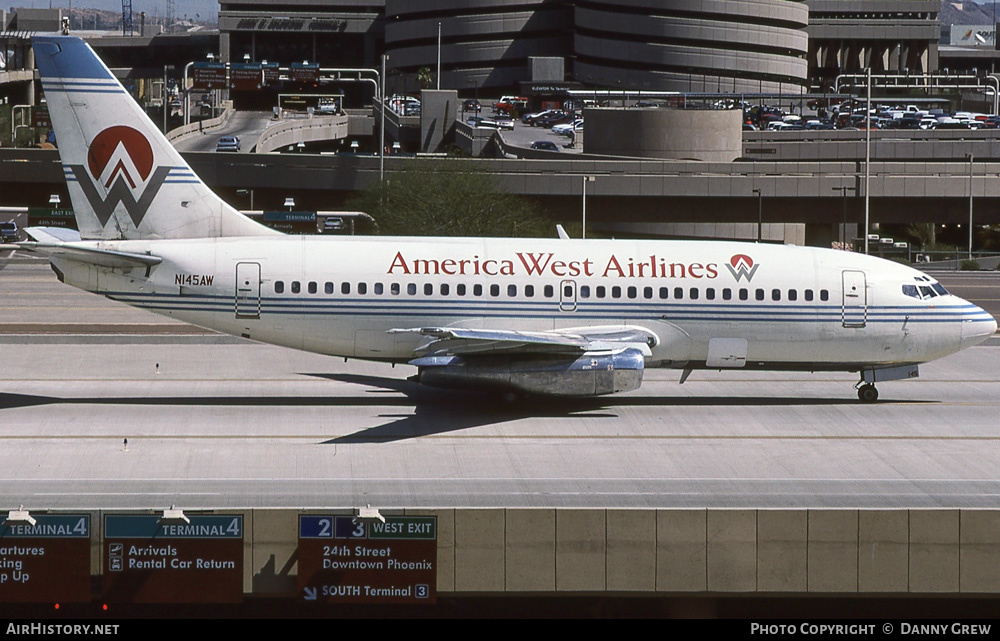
[{"xmin": 87, "ymin": 126, "xmax": 154, "ymax": 187}]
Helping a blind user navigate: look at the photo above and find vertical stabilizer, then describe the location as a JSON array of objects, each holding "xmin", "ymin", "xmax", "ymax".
[{"xmin": 32, "ymin": 36, "xmax": 278, "ymax": 240}]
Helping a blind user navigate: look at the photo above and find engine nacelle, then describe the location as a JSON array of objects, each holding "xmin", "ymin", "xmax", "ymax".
[{"xmin": 411, "ymin": 348, "xmax": 645, "ymax": 396}]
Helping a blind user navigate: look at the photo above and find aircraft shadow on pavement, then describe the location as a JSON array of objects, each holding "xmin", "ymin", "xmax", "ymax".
[{"xmin": 0, "ymin": 375, "xmax": 934, "ymax": 445}]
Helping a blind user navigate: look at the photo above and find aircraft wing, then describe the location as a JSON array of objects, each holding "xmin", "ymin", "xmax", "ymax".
[
  {"xmin": 390, "ymin": 325, "xmax": 658, "ymax": 357},
  {"xmin": 16, "ymin": 228, "xmax": 161, "ymax": 269}
]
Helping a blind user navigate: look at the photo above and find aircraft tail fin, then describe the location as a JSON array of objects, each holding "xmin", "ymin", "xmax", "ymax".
[{"xmin": 32, "ymin": 36, "xmax": 278, "ymax": 240}]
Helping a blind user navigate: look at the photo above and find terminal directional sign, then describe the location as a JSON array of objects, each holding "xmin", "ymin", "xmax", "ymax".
[
  {"xmin": 0, "ymin": 514, "xmax": 91, "ymax": 603},
  {"xmin": 103, "ymin": 514, "xmax": 243, "ymax": 603},
  {"xmin": 193, "ymin": 62, "xmax": 227, "ymax": 89},
  {"xmin": 298, "ymin": 515, "xmax": 437, "ymax": 604},
  {"xmin": 230, "ymin": 62, "xmax": 263, "ymax": 90},
  {"xmin": 27, "ymin": 207, "xmax": 77, "ymax": 229}
]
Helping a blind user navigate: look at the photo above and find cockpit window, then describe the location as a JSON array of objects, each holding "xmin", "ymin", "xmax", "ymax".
[
  {"xmin": 919, "ymin": 285, "xmax": 936, "ymax": 299},
  {"xmin": 931, "ymin": 283, "xmax": 949, "ymax": 296},
  {"xmin": 902, "ymin": 284, "xmax": 919, "ymax": 299}
]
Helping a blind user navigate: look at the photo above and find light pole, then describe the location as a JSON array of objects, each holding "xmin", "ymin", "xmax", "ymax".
[
  {"xmin": 968, "ymin": 152, "xmax": 975, "ymax": 260},
  {"xmin": 864, "ymin": 66, "xmax": 872, "ymax": 254},
  {"xmin": 380, "ymin": 54, "xmax": 387, "ymax": 183},
  {"xmin": 436, "ymin": 22, "xmax": 441, "ymax": 90},
  {"xmin": 832, "ymin": 185, "xmax": 856, "ymax": 249},
  {"xmin": 581, "ymin": 176, "xmax": 595, "ymax": 239},
  {"xmin": 752, "ymin": 188, "xmax": 762, "ymax": 242}
]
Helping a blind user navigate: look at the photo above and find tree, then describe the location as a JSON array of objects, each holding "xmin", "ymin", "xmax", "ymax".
[
  {"xmin": 416, "ymin": 67, "xmax": 435, "ymax": 90},
  {"xmin": 346, "ymin": 159, "xmax": 552, "ymax": 237}
]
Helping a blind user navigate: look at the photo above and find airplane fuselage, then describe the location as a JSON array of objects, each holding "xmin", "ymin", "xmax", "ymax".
[{"xmin": 50, "ymin": 235, "xmax": 995, "ymax": 374}]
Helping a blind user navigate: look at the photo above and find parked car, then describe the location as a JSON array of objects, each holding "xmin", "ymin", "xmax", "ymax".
[
  {"xmin": 493, "ymin": 115, "xmax": 515, "ymax": 130},
  {"xmin": 216, "ymin": 135, "xmax": 241, "ymax": 152},
  {"xmin": 463, "ymin": 99, "xmax": 481, "ymax": 112},
  {"xmin": 552, "ymin": 119, "xmax": 583, "ymax": 135},
  {"xmin": 534, "ymin": 111, "xmax": 573, "ymax": 127},
  {"xmin": 530, "ymin": 140, "xmax": 559, "ymax": 151},
  {"xmin": 494, "ymin": 95, "xmax": 528, "ymax": 115},
  {"xmin": 0, "ymin": 220, "xmax": 18, "ymax": 243},
  {"xmin": 521, "ymin": 109, "xmax": 559, "ymax": 125}
]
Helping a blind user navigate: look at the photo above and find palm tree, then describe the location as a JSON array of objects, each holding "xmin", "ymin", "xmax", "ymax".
[{"xmin": 417, "ymin": 67, "xmax": 434, "ymax": 90}]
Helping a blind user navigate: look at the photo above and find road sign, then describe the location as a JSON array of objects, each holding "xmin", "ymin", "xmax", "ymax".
[
  {"xmin": 193, "ymin": 62, "xmax": 227, "ymax": 90},
  {"xmin": 298, "ymin": 515, "xmax": 437, "ymax": 604},
  {"xmin": 102, "ymin": 514, "xmax": 243, "ymax": 603},
  {"xmin": 0, "ymin": 514, "xmax": 91, "ymax": 603}
]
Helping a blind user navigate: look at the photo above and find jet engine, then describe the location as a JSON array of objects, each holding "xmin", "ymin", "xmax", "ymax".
[{"xmin": 410, "ymin": 348, "xmax": 645, "ymax": 396}]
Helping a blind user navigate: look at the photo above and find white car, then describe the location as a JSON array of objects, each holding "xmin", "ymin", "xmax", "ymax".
[{"xmin": 552, "ymin": 119, "xmax": 583, "ymax": 135}]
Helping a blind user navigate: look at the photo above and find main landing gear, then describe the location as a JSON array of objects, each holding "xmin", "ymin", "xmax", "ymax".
[{"xmin": 856, "ymin": 383, "xmax": 879, "ymax": 403}]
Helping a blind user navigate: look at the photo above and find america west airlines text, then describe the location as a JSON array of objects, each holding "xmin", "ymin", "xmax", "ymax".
[{"xmin": 387, "ymin": 251, "xmax": 722, "ymax": 280}]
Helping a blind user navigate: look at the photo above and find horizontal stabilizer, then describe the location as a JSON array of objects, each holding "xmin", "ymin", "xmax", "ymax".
[{"xmin": 15, "ymin": 239, "xmax": 161, "ymax": 268}]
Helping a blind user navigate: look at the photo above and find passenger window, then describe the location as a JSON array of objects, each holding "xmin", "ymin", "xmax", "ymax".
[
  {"xmin": 308, "ymin": 281, "xmax": 317, "ymax": 294},
  {"xmin": 804, "ymin": 289, "xmax": 814, "ymax": 301},
  {"xmin": 674, "ymin": 287, "xmax": 683, "ymax": 299},
  {"xmin": 291, "ymin": 281, "xmax": 300, "ymax": 294},
  {"xmin": 659, "ymin": 287, "xmax": 669, "ymax": 299},
  {"xmin": 544, "ymin": 285, "xmax": 554, "ymax": 298},
  {"xmin": 722, "ymin": 288, "xmax": 732, "ymax": 300},
  {"xmin": 596, "ymin": 286, "xmax": 606, "ymax": 298},
  {"xmin": 490, "ymin": 284, "xmax": 500, "ymax": 297},
  {"xmin": 441, "ymin": 284, "xmax": 450, "ymax": 295},
  {"xmin": 564, "ymin": 284, "xmax": 573, "ymax": 298},
  {"xmin": 706, "ymin": 288, "xmax": 715, "ymax": 300},
  {"xmin": 275, "ymin": 281, "xmax": 284, "ymax": 294},
  {"xmin": 820, "ymin": 290, "xmax": 829, "ymax": 301},
  {"xmin": 755, "ymin": 289, "xmax": 765, "ymax": 301},
  {"xmin": 739, "ymin": 289, "xmax": 748, "ymax": 301},
  {"xmin": 580, "ymin": 285, "xmax": 590, "ymax": 298},
  {"xmin": 374, "ymin": 283, "xmax": 384, "ymax": 295},
  {"xmin": 341, "ymin": 282, "xmax": 350, "ymax": 295},
  {"xmin": 358, "ymin": 282, "xmax": 367, "ymax": 295},
  {"xmin": 508, "ymin": 284, "xmax": 517, "ymax": 297},
  {"xmin": 612, "ymin": 286, "xmax": 621, "ymax": 299},
  {"xmin": 689, "ymin": 287, "xmax": 699, "ymax": 300},
  {"xmin": 643, "ymin": 287, "xmax": 653, "ymax": 299},
  {"xmin": 525, "ymin": 285, "xmax": 534, "ymax": 297},
  {"xmin": 391, "ymin": 283, "xmax": 400, "ymax": 295},
  {"xmin": 771, "ymin": 289, "xmax": 781, "ymax": 301},
  {"xmin": 457, "ymin": 284, "xmax": 466, "ymax": 296},
  {"xmin": 424, "ymin": 283, "xmax": 433, "ymax": 295},
  {"xmin": 627, "ymin": 286, "xmax": 637, "ymax": 299},
  {"xmin": 407, "ymin": 283, "xmax": 416, "ymax": 295},
  {"xmin": 788, "ymin": 289, "xmax": 797, "ymax": 301},
  {"xmin": 324, "ymin": 282, "xmax": 334, "ymax": 295},
  {"xmin": 474, "ymin": 284, "xmax": 483, "ymax": 296}
]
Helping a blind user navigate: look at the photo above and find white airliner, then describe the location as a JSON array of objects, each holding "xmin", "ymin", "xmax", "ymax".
[{"xmin": 15, "ymin": 36, "xmax": 998, "ymax": 402}]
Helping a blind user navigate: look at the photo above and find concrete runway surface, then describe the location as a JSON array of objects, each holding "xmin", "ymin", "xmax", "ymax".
[{"xmin": 1, "ymin": 257, "xmax": 999, "ymax": 510}]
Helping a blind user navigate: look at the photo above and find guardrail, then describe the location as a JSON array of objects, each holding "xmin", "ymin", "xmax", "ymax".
[
  {"xmin": 254, "ymin": 115, "xmax": 349, "ymax": 154},
  {"xmin": 165, "ymin": 105, "xmax": 235, "ymax": 143}
]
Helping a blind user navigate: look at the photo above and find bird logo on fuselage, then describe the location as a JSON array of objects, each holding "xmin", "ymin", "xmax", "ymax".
[{"xmin": 726, "ymin": 254, "xmax": 759, "ymax": 282}]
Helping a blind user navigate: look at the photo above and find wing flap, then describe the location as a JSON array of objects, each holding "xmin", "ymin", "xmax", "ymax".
[{"xmin": 390, "ymin": 325, "xmax": 658, "ymax": 357}]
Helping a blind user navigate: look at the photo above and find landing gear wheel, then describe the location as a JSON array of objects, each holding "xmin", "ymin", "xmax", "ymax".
[{"xmin": 857, "ymin": 384, "xmax": 879, "ymax": 403}]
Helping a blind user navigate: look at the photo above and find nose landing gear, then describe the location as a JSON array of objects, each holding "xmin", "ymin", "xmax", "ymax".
[{"xmin": 856, "ymin": 383, "xmax": 879, "ymax": 403}]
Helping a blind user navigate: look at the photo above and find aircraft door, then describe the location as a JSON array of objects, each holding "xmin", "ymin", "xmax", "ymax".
[
  {"xmin": 841, "ymin": 270, "xmax": 867, "ymax": 328},
  {"xmin": 235, "ymin": 262, "xmax": 261, "ymax": 319},
  {"xmin": 559, "ymin": 279, "xmax": 577, "ymax": 312}
]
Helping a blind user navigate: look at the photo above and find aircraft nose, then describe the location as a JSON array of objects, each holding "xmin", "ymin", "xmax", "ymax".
[{"xmin": 961, "ymin": 305, "xmax": 997, "ymax": 350}]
